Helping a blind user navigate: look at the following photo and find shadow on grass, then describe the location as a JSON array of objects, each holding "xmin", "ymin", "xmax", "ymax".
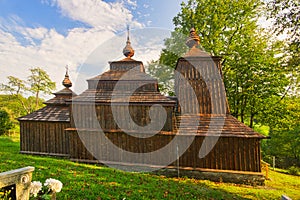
[{"xmin": 0, "ymin": 136, "xmax": 259, "ymax": 199}]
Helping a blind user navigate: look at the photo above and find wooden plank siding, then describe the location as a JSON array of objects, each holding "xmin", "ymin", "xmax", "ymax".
[
  {"xmin": 67, "ymin": 130, "xmax": 262, "ymax": 172},
  {"xmin": 20, "ymin": 121, "xmax": 70, "ymax": 156},
  {"xmin": 70, "ymin": 104, "xmax": 174, "ymax": 132},
  {"xmin": 175, "ymin": 57, "xmax": 229, "ymax": 115}
]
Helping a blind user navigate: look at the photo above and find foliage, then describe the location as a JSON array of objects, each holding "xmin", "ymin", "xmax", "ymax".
[
  {"xmin": 223, "ymin": 31, "xmax": 289, "ymax": 127},
  {"xmin": 1, "ymin": 134, "xmax": 300, "ymax": 199},
  {"xmin": 0, "ymin": 185, "xmax": 13, "ymax": 200},
  {"xmin": 0, "ymin": 95, "xmax": 44, "ymax": 133},
  {"xmin": 261, "ymin": 96, "xmax": 300, "ymax": 168},
  {"xmin": 0, "ymin": 67, "xmax": 55, "ymax": 112},
  {"xmin": 0, "ymin": 76, "xmax": 26, "ymax": 95},
  {"xmin": 147, "ymin": 60, "xmax": 175, "ymax": 96},
  {"xmin": 146, "ymin": 30, "xmax": 188, "ymax": 95},
  {"xmin": 266, "ymin": 0, "xmax": 299, "ymax": 46},
  {"xmin": 0, "ymin": 110, "xmax": 13, "ymax": 135},
  {"xmin": 27, "ymin": 68, "xmax": 56, "ymax": 109},
  {"xmin": 148, "ymin": 0, "xmax": 294, "ymax": 128},
  {"xmin": 266, "ymin": 0, "xmax": 300, "ymax": 96},
  {"xmin": 0, "ymin": 95, "xmax": 43, "ymax": 119},
  {"xmin": 288, "ymin": 166, "xmax": 299, "ymax": 176},
  {"xmin": 173, "ymin": 0, "xmax": 263, "ymax": 55}
]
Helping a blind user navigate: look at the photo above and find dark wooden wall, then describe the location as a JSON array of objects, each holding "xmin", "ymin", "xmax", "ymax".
[
  {"xmin": 20, "ymin": 121, "xmax": 70, "ymax": 156},
  {"xmin": 68, "ymin": 130, "xmax": 261, "ymax": 172},
  {"xmin": 71, "ymin": 104, "xmax": 174, "ymax": 132},
  {"xmin": 175, "ymin": 58, "xmax": 229, "ymax": 114}
]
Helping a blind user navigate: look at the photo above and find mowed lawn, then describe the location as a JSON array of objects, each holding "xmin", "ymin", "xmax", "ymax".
[{"xmin": 0, "ymin": 134, "xmax": 299, "ymax": 200}]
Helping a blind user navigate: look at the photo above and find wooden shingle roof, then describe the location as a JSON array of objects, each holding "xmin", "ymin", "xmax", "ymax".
[
  {"xmin": 18, "ymin": 70, "xmax": 76, "ymax": 122},
  {"xmin": 174, "ymin": 114, "xmax": 266, "ymax": 138},
  {"xmin": 45, "ymin": 88, "xmax": 76, "ymax": 105},
  {"xmin": 18, "ymin": 106, "xmax": 70, "ymax": 122},
  {"xmin": 72, "ymin": 58, "xmax": 175, "ymax": 105}
]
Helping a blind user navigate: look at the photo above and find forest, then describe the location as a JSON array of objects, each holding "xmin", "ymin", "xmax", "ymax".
[{"xmin": 0, "ymin": 0, "xmax": 299, "ymax": 171}]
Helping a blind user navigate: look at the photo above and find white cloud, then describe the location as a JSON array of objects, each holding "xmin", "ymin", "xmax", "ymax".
[
  {"xmin": 51, "ymin": 0, "xmax": 143, "ymax": 31},
  {"xmin": 24, "ymin": 27, "xmax": 49, "ymax": 40},
  {"xmin": 0, "ymin": 0, "xmax": 140, "ymax": 98},
  {"xmin": 0, "ymin": 1, "xmax": 170, "ymax": 99},
  {"xmin": 125, "ymin": 0, "xmax": 137, "ymax": 9},
  {"xmin": 0, "ymin": 23, "xmax": 116, "ymax": 97}
]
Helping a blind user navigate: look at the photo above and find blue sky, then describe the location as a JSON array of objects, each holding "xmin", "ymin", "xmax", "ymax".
[
  {"xmin": 0, "ymin": 0, "xmax": 183, "ymax": 33},
  {"xmin": 0, "ymin": 0, "xmax": 184, "ymax": 95}
]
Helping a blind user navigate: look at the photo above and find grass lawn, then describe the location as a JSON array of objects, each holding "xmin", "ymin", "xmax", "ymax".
[{"xmin": 0, "ymin": 134, "xmax": 299, "ymax": 200}]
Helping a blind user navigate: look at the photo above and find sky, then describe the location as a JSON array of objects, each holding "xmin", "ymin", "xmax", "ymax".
[{"xmin": 0, "ymin": 0, "xmax": 185, "ymax": 96}]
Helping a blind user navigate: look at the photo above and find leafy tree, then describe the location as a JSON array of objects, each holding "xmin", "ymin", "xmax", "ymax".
[
  {"xmin": 261, "ymin": 96, "xmax": 300, "ymax": 168},
  {"xmin": 27, "ymin": 67, "xmax": 56, "ymax": 109},
  {"xmin": 148, "ymin": 0, "xmax": 293, "ymax": 127},
  {"xmin": 266, "ymin": 0, "xmax": 300, "ymax": 96},
  {"xmin": 0, "ymin": 110, "xmax": 13, "ymax": 135},
  {"xmin": 0, "ymin": 76, "xmax": 34, "ymax": 114},
  {"xmin": 267, "ymin": 0, "xmax": 299, "ymax": 47},
  {"xmin": 1, "ymin": 67, "xmax": 55, "ymax": 112},
  {"xmin": 147, "ymin": 60, "xmax": 175, "ymax": 96},
  {"xmin": 0, "ymin": 76, "xmax": 26, "ymax": 95},
  {"xmin": 224, "ymin": 30, "xmax": 290, "ymax": 127}
]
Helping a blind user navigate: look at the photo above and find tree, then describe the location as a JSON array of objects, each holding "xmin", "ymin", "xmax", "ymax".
[
  {"xmin": 1, "ymin": 67, "xmax": 56, "ymax": 112},
  {"xmin": 267, "ymin": 0, "xmax": 299, "ymax": 47},
  {"xmin": 27, "ymin": 67, "xmax": 56, "ymax": 109},
  {"xmin": 267, "ymin": 0, "xmax": 300, "ymax": 96},
  {"xmin": 223, "ymin": 30, "xmax": 289, "ymax": 127},
  {"xmin": 0, "ymin": 76, "xmax": 33, "ymax": 114},
  {"xmin": 0, "ymin": 110, "xmax": 13, "ymax": 135},
  {"xmin": 261, "ymin": 96, "xmax": 300, "ymax": 168},
  {"xmin": 148, "ymin": 0, "xmax": 292, "ymax": 127},
  {"xmin": 0, "ymin": 76, "xmax": 26, "ymax": 95},
  {"xmin": 147, "ymin": 60, "xmax": 175, "ymax": 96}
]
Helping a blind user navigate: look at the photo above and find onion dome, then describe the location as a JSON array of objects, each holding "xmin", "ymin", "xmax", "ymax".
[
  {"xmin": 186, "ymin": 28, "xmax": 200, "ymax": 48},
  {"xmin": 62, "ymin": 66, "xmax": 72, "ymax": 88},
  {"xmin": 122, "ymin": 27, "xmax": 135, "ymax": 59}
]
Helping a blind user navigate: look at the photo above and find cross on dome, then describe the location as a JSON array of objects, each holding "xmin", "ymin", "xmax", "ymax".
[
  {"xmin": 123, "ymin": 26, "xmax": 135, "ymax": 59},
  {"xmin": 62, "ymin": 65, "xmax": 72, "ymax": 88}
]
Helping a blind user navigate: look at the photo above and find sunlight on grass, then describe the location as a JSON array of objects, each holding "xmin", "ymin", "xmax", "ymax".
[{"xmin": 0, "ymin": 134, "xmax": 299, "ymax": 199}]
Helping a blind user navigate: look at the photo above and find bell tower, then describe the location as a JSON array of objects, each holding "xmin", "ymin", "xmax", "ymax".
[{"xmin": 175, "ymin": 28, "xmax": 229, "ymax": 115}]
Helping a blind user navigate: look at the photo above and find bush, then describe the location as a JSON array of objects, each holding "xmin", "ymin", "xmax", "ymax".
[
  {"xmin": 288, "ymin": 166, "xmax": 299, "ymax": 176},
  {"xmin": 0, "ymin": 110, "xmax": 13, "ymax": 135}
]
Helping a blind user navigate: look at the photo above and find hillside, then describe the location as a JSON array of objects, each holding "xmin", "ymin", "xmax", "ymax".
[{"xmin": 0, "ymin": 134, "xmax": 299, "ymax": 200}]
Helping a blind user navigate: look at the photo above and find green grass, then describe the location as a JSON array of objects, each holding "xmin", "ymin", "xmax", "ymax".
[{"xmin": 0, "ymin": 134, "xmax": 299, "ymax": 200}]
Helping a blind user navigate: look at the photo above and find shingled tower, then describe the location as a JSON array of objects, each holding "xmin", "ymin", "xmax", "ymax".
[
  {"xmin": 175, "ymin": 28, "xmax": 229, "ymax": 114},
  {"xmin": 173, "ymin": 28, "xmax": 266, "ymax": 175}
]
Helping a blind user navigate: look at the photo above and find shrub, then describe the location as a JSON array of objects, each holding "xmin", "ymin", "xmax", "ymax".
[
  {"xmin": 0, "ymin": 110, "xmax": 13, "ymax": 135},
  {"xmin": 288, "ymin": 166, "xmax": 299, "ymax": 176}
]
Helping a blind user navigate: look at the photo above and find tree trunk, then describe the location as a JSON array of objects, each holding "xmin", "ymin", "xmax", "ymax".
[
  {"xmin": 35, "ymin": 91, "xmax": 39, "ymax": 110},
  {"xmin": 241, "ymin": 95, "xmax": 247, "ymax": 123},
  {"xmin": 16, "ymin": 95, "xmax": 31, "ymax": 114},
  {"xmin": 250, "ymin": 113, "xmax": 255, "ymax": 128}
]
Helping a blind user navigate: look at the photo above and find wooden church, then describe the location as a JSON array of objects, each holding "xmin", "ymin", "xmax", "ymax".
[{"xmin": 19, "ymin": 28, "xmax": 266, "ymax": 185}]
